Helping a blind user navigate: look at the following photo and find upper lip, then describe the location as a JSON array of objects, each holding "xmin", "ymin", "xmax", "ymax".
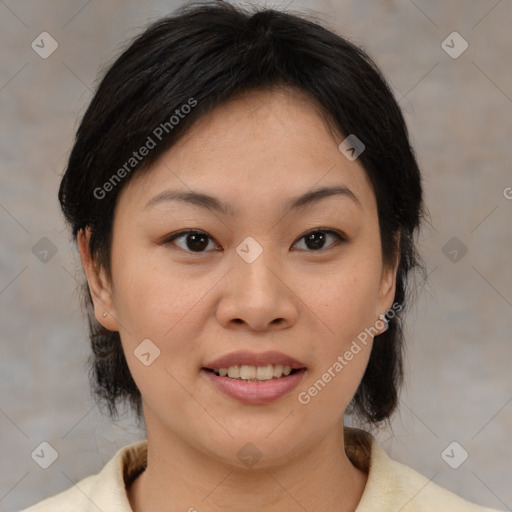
[{"xmin": 203, "ymin": 350, "xmax": 307, "ymax": 370}]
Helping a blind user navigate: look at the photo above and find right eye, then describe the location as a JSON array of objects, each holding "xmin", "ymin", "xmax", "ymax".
[{"xmin": 163, "ymin": 229, "xmax": 221, "ymax": 253}]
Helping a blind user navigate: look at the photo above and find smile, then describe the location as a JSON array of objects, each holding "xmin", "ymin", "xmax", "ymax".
[{"xmin": 201, "ymin": 366, "xmax": 307, "ymax": 404}]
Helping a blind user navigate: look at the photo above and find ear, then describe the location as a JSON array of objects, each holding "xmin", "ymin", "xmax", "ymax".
[
  {"xmin": 77, "ymin": 228, "xmax": 119, "ymax": 332},
  {"xmin": 376, "ymin": 232, "xmax": 401, "ymax": 332}
]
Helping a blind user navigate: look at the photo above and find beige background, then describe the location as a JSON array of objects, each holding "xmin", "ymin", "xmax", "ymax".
[{"xmin": 1, "ymin": 1, "xmax": 511, "ymax": 511}]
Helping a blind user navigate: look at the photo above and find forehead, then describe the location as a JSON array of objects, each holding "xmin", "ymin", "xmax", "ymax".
[{"xmin": 117, "ymin": 87, "xmax": 376, "ymax": 216}]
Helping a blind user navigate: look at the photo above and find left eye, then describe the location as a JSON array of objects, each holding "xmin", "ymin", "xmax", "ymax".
[
  {"xmin": 164, "ymin": 229, "xmax": 345, "ymax": 253},
  {"xmin": 293, "ymin": 229, "xmax": 346, "ymax": 251}
]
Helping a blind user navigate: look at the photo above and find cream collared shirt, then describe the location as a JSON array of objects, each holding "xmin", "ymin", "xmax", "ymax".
[{"xmin": 21, "ymin": 427, "xmax": 503, "ymax": 511}]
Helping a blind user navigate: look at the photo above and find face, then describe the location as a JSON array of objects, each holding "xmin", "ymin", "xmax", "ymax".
[{"xmin": 80, "ymin": 87, "xmax": 398, "ymax": 468}]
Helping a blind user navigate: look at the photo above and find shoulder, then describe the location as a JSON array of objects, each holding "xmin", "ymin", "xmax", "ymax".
[
  {"xmin": 344, "ymin": 427, "xmax": 503, "ymax": 512},
  {"xmin": 20, "ymin": 474, "xmax": 97, "ymax": 512},
  {"xmin": 370, "ymin": 443, "xmax": 502, "ymax": 511},
  {"xmin": 20, "ymin": 440, "xmax": 148, "ymax": 512}
]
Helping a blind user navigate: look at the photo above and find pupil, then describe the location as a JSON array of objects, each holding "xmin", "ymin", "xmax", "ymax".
[
  {"xmin": 306, "ymin": 232, "xmax": 325, "ymax": 250},
  {"xmin": 187, "ymin": 233, "xmax": 208, "ymax": 251}
]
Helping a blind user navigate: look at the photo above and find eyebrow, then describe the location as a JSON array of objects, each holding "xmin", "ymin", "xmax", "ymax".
[{"xmin": 144, "ymin": 185, "xmax": 360, "ymax": 215}]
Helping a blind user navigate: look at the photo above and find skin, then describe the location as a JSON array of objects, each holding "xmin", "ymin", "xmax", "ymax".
[{"xmin": 78, "ymin": 86, "xmax": 399, "ymax": 512}]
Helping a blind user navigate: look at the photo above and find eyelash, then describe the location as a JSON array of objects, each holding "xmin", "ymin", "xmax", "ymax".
[{"xmin": 162, "ymin": 228, "xmax": 347, "ymax": 254}]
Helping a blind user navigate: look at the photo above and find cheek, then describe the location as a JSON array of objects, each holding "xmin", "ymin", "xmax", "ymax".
[
  {"xmin": 300, "ymin": 244, "xmax": 382, "ymax": 398},
  {"xmin": 111, "ymin": 246, "xmax": 204, "ymax": 338},
  {"xmin": 108, "ymin": 249, "xmax": 213, "ymax": 402},
  {"xmin": 313, "ymin": 251, "xmax": 383, "ymax": 340},
  {"xmin": 110, "ymin": 248, "xmax": 206, "ymax": 413},
  {"xmin": 300, "ymin": 272, "xmax": 377, "ymax": 415}
]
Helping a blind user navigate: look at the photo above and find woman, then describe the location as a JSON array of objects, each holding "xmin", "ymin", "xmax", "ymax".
[{"xmin": 22, "ymin": 1, "xmax": 502, "ymax": 510}]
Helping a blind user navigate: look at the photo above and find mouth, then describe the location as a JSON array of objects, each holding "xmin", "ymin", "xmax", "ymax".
[
  {"xmin": 201, "ymin": 350, "xmax": 308, "ymax": 404},
  {"xmin": 203, "ymin": 350, "xmax": 307, "ymax": 376}
]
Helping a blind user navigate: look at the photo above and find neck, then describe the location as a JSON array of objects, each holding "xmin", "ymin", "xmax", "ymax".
[{"xmin": 127, "ymin": 421, "xmax": 368, "ymax": 512}]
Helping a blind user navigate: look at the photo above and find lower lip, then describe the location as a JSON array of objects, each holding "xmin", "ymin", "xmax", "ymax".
[{"xmin": 201, "ymin": 368, "xmax": 307, "ymax": 405}]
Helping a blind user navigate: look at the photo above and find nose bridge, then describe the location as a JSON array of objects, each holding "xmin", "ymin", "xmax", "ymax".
[
  {"xmin": 216, "ymin": 235, "xmax": 297, "ymax": 330},
  {"xmin": 234, "ymin": 235, "xmax": 282, "ymax": 302}
]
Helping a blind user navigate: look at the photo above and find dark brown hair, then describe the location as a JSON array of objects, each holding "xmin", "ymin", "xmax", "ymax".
[{"xmin": 59, "ymin": 0, "xmax": 424, "ymax": 428}]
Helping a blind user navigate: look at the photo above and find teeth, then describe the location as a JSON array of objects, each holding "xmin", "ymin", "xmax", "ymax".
[
  {"xmin": 273, "ymin": 364, "xmax": 283, "ymax": 377},
  {"xmin": 227, "ymin": 366, "xmax": 240, "ymax": 379},
  {"xmin": 256, "ymin": 365, "xmax": 273, "ymax": 380},
  {"xmin": 213, "ymin": 364, "xmax": 295, "ymax": 381}
]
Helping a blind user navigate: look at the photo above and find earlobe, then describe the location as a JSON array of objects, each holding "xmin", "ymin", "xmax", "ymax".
[
  {"xmin": 378, "ymin": 313, "xmax": 389, "ymax": 333},
  {"xmin": 77, "ymin": 228, "xmax": 119, "ymax": 332}
]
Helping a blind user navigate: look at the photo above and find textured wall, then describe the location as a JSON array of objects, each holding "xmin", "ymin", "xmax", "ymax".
[{"xmin": 0, "ymin": 1, "xmax": 511, "ymax": 511}]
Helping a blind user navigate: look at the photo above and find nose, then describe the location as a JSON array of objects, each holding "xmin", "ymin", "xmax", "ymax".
[{"xmin": 215, "ymin": 245, "xmax": 299, "ymax": 332}]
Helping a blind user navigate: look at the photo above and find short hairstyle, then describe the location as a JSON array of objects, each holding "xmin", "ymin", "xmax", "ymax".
[{"xmin": 59, "ymin": 0, "xmax": 424, "ymax": 428}]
